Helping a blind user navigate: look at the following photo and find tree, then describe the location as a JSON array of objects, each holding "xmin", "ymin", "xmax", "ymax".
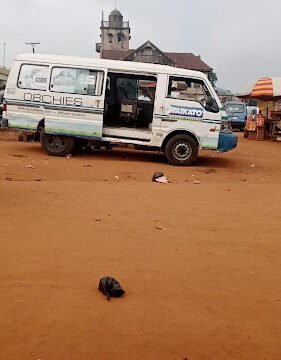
[{"xmin": 208, "ymin": 71, "xmax": 218, "ymax": 87}]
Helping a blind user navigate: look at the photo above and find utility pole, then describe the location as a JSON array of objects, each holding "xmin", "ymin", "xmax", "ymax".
[
  {"xmin": 25, "ymin": 41, "xmax": 40, "ymax": 53},
  {"xmin": 2, "ymin": 42, "xmax": 7, "ymax": 68}
]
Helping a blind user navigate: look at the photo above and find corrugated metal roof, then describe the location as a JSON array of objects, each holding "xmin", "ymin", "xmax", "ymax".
[
  {"xmin": 165, "ymin": 52, "xmax": 212, "ymax": 71},
  {"xmin": 215, "ymin": 87, "xmax": 234, "ymax": 96},
  {"xmin": 101, "ymin": 48, "xmax": 212, "ymax": 72}
]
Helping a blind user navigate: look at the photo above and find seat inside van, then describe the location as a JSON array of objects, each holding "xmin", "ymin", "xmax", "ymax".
[{"xmin": 104, "ymin": 72, "xmax": 157, "ymax": 130}]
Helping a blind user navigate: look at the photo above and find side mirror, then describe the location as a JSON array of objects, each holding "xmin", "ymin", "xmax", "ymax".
[
  {"xmin": 205, "ymin": 97, "xmax": 219, "ymax": 113},
  {"xmin": 206, "ymin": 97, "xmax": 214, "ymax": 107}
]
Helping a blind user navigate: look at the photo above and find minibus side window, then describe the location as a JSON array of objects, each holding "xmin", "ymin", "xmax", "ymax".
[
  {"xmin": 167, "ymin": 76, "xmax": 210, "ymax": 103},
  {"xmin": 18, "ymin": 64, "xmax": 49, "ymax": 91},
  {"xmin": 50, "ymin": 67, "xmax": 104, "ymax": 96},
  {"xmin": 167, "ymin": 76, "xmax": 219, "ymax": 112}
]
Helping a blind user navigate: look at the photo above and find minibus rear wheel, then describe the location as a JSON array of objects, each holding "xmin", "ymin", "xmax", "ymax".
[
  {"xmin": 165, "ymin": 134, "xmax": 198, "ymax": 166},
  {"xmin": 40, "ymin": 130, "xmax": 75, "ymax": 157}
]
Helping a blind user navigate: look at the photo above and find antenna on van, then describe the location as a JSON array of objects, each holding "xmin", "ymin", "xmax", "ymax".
[
  {"xmin": 25, "ymin": 41, "xmax": 40, "ymax": 54},
  {"xmin": 115, "ymin": 0, "xmax": 117, "ymax": 9}
]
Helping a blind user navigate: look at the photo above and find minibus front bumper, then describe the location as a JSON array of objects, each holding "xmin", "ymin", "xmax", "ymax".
[
  {"xmin": 230, "ymin": 120, "xmax": 246, "ymax": 130},
  {"xmin": 218, "ymin": 131, "xmax": 238, "ymax": 152}
]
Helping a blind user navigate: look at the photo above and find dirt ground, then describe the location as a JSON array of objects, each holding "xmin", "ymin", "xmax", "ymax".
[{"xmin": 0, "ymin": 129, "xmax": 281, "ymax": 360}]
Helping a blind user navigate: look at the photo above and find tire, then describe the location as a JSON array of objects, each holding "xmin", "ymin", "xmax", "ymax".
[
  {"xmin": 40, "ymin": 130, "xmax": 75, "ymax": 157},
  {"xmin": 165, "ymin": 134, "xmax": 198, "ymax": 166},
  {"xmin": 33, "ymin": 123, "xmax": 45, "ymax": 141}
]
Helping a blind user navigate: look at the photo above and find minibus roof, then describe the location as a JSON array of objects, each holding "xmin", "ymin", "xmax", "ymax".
[{"xmin": 15, "ymin": 53, "xmax": 209, "ymax": 80}]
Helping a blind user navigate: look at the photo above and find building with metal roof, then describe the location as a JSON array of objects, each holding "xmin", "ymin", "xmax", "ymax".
[
  {"xmin": 0, "ymin": 66, "xmax": 9, "ymax": 87},
  {"xmin": 96, "ymin": 9, "xmax": 212, "ymax": 76}
]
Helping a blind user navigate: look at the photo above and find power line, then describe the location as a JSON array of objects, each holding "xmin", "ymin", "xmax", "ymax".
[
  {"xmin": 25, "ymin": 41, "xmax": 40, "ymax": 53},
  {"xmin": 0, "ymin": 24, "xmax": 29, "ymax": 43}
]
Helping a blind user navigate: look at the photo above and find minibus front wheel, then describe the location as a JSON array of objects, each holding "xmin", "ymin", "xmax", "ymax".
[
  {"xmin": 165, "ymin": 134, "xmax": 198, "ymax": 166},
  {"xmin": 40, "ymin": 130, "xmax": 75, "ymax": 157}
]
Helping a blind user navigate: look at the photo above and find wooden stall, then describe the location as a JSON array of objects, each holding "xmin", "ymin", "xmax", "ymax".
[{"xmin": 242, "ymin": 77, "xmax": 281, "ymax": 141}]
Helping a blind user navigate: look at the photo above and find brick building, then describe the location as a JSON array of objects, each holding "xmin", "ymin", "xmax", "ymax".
[{"xmin": 96, "ymin": 9, "xmax": 212, "ymax": 76}]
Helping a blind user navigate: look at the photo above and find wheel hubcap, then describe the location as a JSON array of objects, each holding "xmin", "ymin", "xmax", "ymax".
[
  {"xmin": 46, "ymin": 135, "xmax": 65, "ymax": 151},
  {"xmin": 173, "ymin": 142, "xmax": 191, "ymax": 161}
]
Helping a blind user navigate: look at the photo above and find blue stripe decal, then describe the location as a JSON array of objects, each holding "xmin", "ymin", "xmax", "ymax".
[
  {"xmin": 5, "ymin": 98, "xmax": 103, "ymax": 113},
  {"xmin": 202, "ymin": 119, "xmax": 222, "ymax": 124},
  {"xmin": 46, "ymin": 131, "xmax": 101, "ymax": 139},
  {"xmin": 154, "ymin": 113, "xmax": 220, "ymax": 124}
]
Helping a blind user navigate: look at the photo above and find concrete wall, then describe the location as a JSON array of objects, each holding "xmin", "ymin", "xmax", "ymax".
[
  {"xmin": 101, "ymin": 27, "xmax": 130, "ymax": 51},
  {"xmin": 0, "ymin": 67, "xmax": 9, "ymax": 87}
]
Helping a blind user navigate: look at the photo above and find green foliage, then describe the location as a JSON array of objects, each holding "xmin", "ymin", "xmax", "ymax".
[{"xmin": 208, "ymin": 71, "xmax": 218, "ymax": 86}]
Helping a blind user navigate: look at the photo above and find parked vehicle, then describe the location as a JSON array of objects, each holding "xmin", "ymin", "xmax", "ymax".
[
  {"xmin": 224, "ymin": 101, "xmax": 247, "ymax": 131},
  {"xmin": 0, "ymin": 85, "xmax": 5, "ymax": 120},
  {"xmin": 2, "ymin": 54, "xmax": 238, "ymax": 165},
  {"xmin": 247, "ymin": 105, "xmax": 259, "ymax": 117}
]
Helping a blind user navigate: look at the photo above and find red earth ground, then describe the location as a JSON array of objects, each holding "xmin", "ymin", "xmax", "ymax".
[{"xmin": 0, "ymin": 129, "xmax": 281, "ymax": 360}]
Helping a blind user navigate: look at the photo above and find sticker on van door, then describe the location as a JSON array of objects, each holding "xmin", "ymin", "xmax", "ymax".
[{"xmin": 169, "ymin": 105, "xmax": 204, "ymax": 121}]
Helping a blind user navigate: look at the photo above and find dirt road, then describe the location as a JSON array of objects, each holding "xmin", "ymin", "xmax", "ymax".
[{"xmin": 0, "ymin": 130, "xmax": 281, "ymax": 360}]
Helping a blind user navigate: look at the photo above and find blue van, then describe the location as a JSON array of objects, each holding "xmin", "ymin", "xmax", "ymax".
[{"xmin": 225, "ymin": 101, "xmax": 247, "ymax": 131}]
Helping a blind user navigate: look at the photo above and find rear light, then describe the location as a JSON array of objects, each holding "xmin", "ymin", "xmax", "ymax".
[{"xmin": 3, "ymin": 101, "xmax": 7, "ymax": 112}]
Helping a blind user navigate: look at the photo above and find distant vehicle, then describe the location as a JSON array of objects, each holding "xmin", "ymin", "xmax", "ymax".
[
  {"xmin": 225, "ymin": 101, "xmax": 247, "ymax": 131},
  {"xmin": 2, "ymin": 53, "xmax": 238, "ymax": 166},
  {"xmin": 0, "ymin": 85, "xmax": 6, "ymax": 120},
  {"xmin": 247, "ymin": 105, "xmax": 259, "ymax": 117}
]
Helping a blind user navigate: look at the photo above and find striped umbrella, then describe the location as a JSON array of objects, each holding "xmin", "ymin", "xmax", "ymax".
[{"xmin": 251, "ymin": 77, "xmax": 281, "ymax": 99}]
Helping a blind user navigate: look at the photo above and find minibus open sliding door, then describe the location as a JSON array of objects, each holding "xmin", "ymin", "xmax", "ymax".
[{"xmin": 45, "ymin": 67, "xmax": 106, "ymax": 139}]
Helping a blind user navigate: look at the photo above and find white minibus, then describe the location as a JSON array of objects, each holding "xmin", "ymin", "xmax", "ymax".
[{"xmin": 2, "ymin": 54, "xmax": 237, "ymax": 165}]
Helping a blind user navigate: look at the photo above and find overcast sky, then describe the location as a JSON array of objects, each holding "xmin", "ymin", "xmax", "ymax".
[{"xmin": 1, "ymin": 0, "xmax": 280, "ymax": 92}]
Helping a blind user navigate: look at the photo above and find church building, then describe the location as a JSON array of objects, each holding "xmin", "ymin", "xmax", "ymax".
[{"xmin": 96, "ymin": 8, "xmax": 213, "ymax": 76}]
